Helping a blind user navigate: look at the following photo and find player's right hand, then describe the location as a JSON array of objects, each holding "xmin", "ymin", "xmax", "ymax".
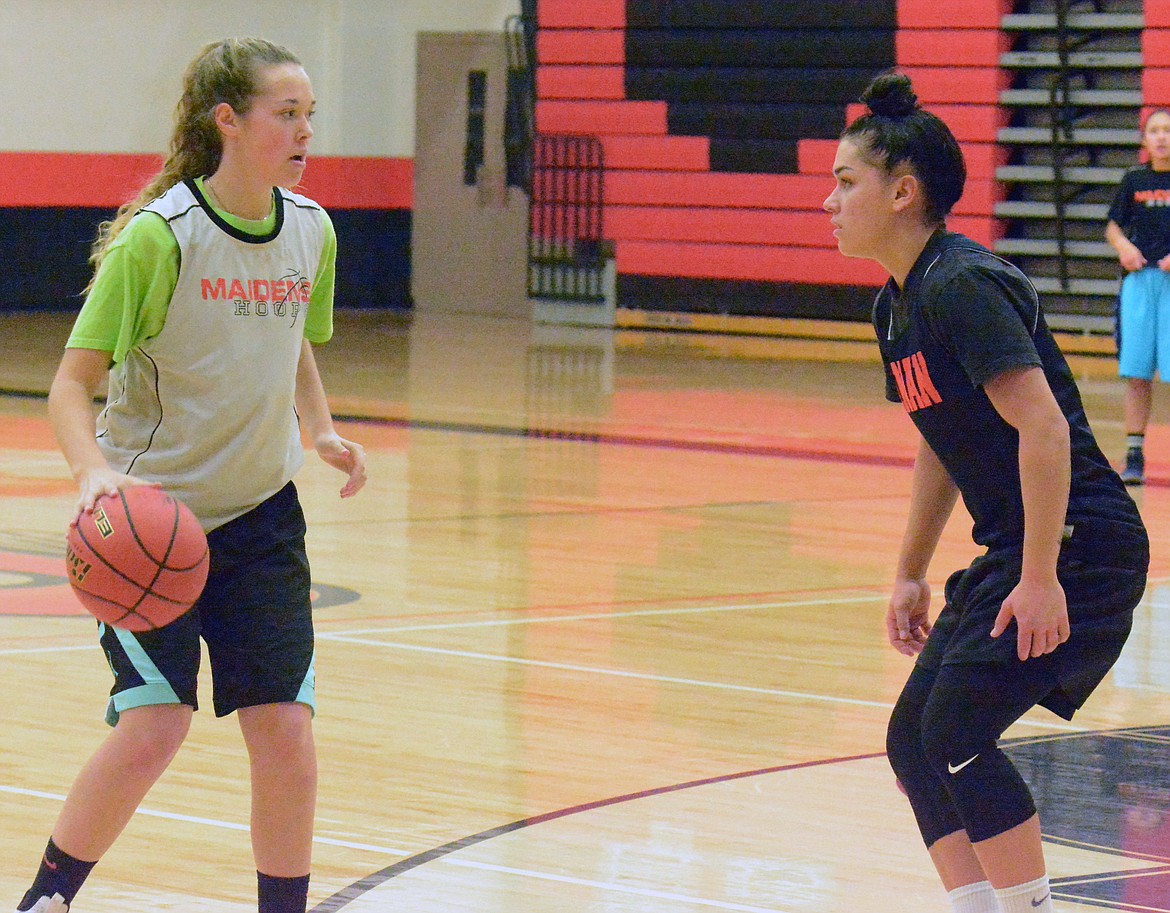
[
  {"xmin": 1120, "ymin": 247, "xmax": 1147, "ymax": 272},
  {"xmin": 73, "ymin": 467, "xmax": 159, "ymax": 519},
  {"xmin": 886, "ymin": 578, "xmax": 932, "ymax": 656}
]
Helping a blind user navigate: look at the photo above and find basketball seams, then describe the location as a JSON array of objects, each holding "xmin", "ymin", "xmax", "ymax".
[
  {"xmin": 122, "ymin": 489, "xmax": 182, "ymax": 569},
  {"xmin": 71, "ymin": 577, "xmax": 193, "ymax": 629},
  {"xmin": 117, "ymin": 488, "xmax": 208, "ymax": 571},
  {"xmin": 119, "ymin": 489, "xmax": 172, "ymax": 598},
  {"xmin": 65, "ymin": 487, "xmax": 209, "ymax": 631},
  {"xmin": 69, "ymin": 518, "xmax": 195, "ymax": 625}
]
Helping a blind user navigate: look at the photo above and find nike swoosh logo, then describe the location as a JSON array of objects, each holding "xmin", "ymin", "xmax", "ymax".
[
  {"xmin": 947, "ymin": 754, "xmax": 979, "ymax": 774},
  {"xmin": 1032, "ymin": 891, "xmax": 1051, "ymax": 907}
]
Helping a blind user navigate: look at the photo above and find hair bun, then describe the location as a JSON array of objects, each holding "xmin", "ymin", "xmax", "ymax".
[{"xmin": 862, "ymin": 72, "xmax": 919, "ymax": 119}]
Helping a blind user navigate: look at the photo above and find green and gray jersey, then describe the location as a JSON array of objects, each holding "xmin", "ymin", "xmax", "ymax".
[{"xmin": 69, "ymin": 177, "xmax": 336, "ymax": 530}]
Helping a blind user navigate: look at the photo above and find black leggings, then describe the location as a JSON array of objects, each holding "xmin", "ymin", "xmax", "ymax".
[{"xmin": 886, "ymin": 658, "xmax": 1060, "ymax": 846}]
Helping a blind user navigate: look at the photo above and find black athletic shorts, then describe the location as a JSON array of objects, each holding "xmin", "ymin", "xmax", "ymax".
[
  {"xmin": 99, "ymin": 481, "xmax": 315, "ymax": 725},
  {"xmin": 918, "ymin": 517, "xmax": 1149, "ymax": 720}
]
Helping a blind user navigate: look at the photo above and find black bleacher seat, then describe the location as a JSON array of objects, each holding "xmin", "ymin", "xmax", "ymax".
[
  {"xmin": 624, "ymin": 0, "xmax": 896, "ymax": 174},
  {"xmin": 625, "ymin": 0, "xmax": 895, "ymax": 31}
]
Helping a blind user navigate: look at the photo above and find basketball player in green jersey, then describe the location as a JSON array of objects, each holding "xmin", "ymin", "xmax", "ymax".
[{"xmin": 15, "ymin": 38, "xmax": 366, "ymax": 913}]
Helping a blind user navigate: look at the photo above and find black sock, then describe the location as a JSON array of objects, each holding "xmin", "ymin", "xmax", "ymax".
[
  {"xmin": 258, "ymin": 872, "xmax": 310, "ymax": 913},
  {"xmin": 18, "ymin": 837, "xmax": 96, "ymax": 910},
  {"xmin": 1127, "ymin": 433, "xmax": 1145, "ymax": 453}
]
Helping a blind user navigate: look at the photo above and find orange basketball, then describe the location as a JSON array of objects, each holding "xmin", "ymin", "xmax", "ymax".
[{"xmin": 65, "ymin": 486, "xmax": 209, "ymax": 631}]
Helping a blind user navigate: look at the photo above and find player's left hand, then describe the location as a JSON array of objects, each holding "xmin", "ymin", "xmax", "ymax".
[
  {"xmin": 316, "ymin": 433, "xmax": 368, "ymax": 498},
  {"xmin": 990, "ymin": 576, "xmax": 1070, "ymax": 661}
]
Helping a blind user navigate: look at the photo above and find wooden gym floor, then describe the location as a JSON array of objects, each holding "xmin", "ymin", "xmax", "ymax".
[{"xmin": 0, "ymin": 309, "xmax": 1168, "ymax": 912}]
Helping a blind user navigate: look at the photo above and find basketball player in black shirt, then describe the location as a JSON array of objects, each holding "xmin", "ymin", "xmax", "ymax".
[{"xmin": 824, "ymin": 72, "xmax": 1148, "ymax": 913}]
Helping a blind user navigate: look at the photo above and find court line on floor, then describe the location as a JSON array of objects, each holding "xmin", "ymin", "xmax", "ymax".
[
  {"xmin": 309, "ymin": 727, "xmax": 1168, "ymax": 911},
  {"xmin": 0, "ymin": 783, "xmax": 810, "ymax": 913},
  {"xmin": 331, "ymin": 411, "xmax": 920, "ymax": 469},
  {"xmin": 314, "ymin": 631, "xmax": 1083, "ymax": 733},
  {"xmin": 0, "ymin": 784, "xmax": 409, "ymax": 856},
  {"xmin": 309, "ymin": 750, "xmax": 886, "ymax": 913},
  {"xmin": 327, "ymin": 593, "xmax": 888, "ymax": 635},
  {"xmin": 0, "ymin": 644, "xmax": 96, "ymax": 656}
]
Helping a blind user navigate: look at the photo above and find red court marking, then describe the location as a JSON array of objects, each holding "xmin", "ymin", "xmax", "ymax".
[
  {"xmin": 0, "ymin": 479, "xmax": 75, "ymax": 499},
  {"xmin": 0, "ymin": 551, "xmax": 84, "ymax": 618},
  {"xmin": 0, "ymin": 416, "xmax": 60, "ymax": 450}
]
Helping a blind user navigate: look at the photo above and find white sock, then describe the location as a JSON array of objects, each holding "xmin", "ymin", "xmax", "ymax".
[
  {"xmin": 995, "ymin": 874, "xmax": 1053, "ymax": 913},
  {"xmin": 948, "ymin": 880, "xmax": 999, "ymax": 913}
]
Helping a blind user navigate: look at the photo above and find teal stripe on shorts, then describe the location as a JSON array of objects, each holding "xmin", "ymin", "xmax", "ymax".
[
  {"xmin": 103, "ymin": 623, "xmax": 182, "ymax": 727},
  {"xmin": 295, "ymin": 649, "xmax": 317, "ymax": 716}
]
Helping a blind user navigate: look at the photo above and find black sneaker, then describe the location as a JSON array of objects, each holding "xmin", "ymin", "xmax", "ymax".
[{"xmin": 1121, "ymin": 448, "xmax": 1145, "ymax": 486}]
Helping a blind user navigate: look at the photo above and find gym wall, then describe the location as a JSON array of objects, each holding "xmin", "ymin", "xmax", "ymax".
[
  {"xmin": 8, "ymin": 1, "xmax": 1170, "ymax": 321},
  {"xmin": 0, "ymin": 0, "xmax": 515, "ymax": 312}
]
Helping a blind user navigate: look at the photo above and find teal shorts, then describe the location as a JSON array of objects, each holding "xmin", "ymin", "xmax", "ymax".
[{"xmin": 98, "ymin": 482, "xmax": 316, "ymax": 726}]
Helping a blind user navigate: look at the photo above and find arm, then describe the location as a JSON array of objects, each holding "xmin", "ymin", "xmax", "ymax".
[
  {"xmin": 1105, "ymin": 220, "xmax": 1146, "ymax": 272},
  {"xmin": 295, "ymin": 338, "xmax": 367, "ymax": 498},
  {"xmin": 48, "ymin": 347, "xmax": 157, "ymax": 515},
  {"xmin": 887, "ymin": 438, "xmax": 960, "ymax": 656},
  {"xmin": 983, "ymin": 366, "xmax": 1071, "ymax": 660}
]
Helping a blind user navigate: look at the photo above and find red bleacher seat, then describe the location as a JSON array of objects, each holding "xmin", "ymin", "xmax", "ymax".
[
  {"xmin": 897, "ymin": 0, "xmax": 1010, "ymax": 30},
  {"xmin": 534, "ymin": 0, "xmax": 1007, "ymax": 309}
]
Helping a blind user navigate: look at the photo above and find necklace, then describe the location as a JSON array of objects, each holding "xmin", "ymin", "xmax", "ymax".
[
  {"xmin": 203, "ymin": 178, "xmax": 269, "ymax": 220},
  {"xmin": 203, "ymin": 178, "xmax": 226, "ymax": 211}
]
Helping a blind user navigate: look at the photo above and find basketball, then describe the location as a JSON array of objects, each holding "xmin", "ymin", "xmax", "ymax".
[{"xmin": 65, "ymin": 486, "xmax": 210, "ymax": 631}]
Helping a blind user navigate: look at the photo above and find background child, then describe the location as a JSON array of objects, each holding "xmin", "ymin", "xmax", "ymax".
[{"xmin": 1105, "ymin": 108, "xmax": 1170, "ymax": 485}]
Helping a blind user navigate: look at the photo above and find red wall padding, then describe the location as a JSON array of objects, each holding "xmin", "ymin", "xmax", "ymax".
[{"xmin": 0, "ymin": 152, "xmax": 413, "ymax": 209}]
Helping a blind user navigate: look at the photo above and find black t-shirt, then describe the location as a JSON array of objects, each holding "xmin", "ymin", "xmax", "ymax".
[
  {"xmin": 1107, "ymin": 165, "xmax": 1170, "ymax": 264},
  {"xmin": 873, "ymin": 230, "xmax": 1142, "ymax": 551}
]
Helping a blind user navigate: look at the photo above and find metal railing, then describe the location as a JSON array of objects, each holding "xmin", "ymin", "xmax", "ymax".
[
  {"xmin": 528, "ymin": 134, "xmax": 607, "ymax": 303},
  {"xmin": 1048, "ymin": 0, "xmax": 1073, "ymax": 291},
  {"xmin": 504, "ymin": 11, "xmax": 535, "ymax": 190}
]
